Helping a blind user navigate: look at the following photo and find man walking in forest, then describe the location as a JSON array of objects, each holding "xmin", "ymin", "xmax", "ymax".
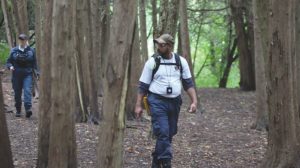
[
  {"xmin": 6, "ymin": 34, "xmax": 39, "ymax": 118},
  {"xmin": 135, "ymin": 34, "xmax": 197, "ymax": 168}
]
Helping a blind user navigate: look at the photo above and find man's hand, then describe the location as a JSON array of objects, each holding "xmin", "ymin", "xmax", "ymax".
[
  {"xmin": 188, "ymin": 102, "xmax": 197, "ymax": 113},
  {"xmin": 135, "ymin": 104, "xmax": 143, "ymax": 119}
]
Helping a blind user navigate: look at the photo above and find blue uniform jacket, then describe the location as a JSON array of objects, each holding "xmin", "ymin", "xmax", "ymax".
[{"xmin": 6, "ymin": 46, "xmax": 39, "ymax": 75}]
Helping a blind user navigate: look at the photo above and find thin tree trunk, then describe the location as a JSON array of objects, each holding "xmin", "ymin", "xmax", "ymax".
[
  {"xmin": 158, "ymin": 0, "xmax": 169, "ymax": 36},
  {"xmin": 251, "ymin": 0, "xmax": 269, "ymax": 131},
  {"xmin": 98, "ymin": 0, "xmax": 111, "ymax": 97},
  {"xmin": 75, "ymin": 0, "xmax": 98, "ymax": 123},
  {"xmin": 12, "ymin": 0, "xmax": 29, "ymax": 34},
  {"xmin": 177, "ymin": 25, "xmax": 182, "ymax": 55},
  {"xmin": 158, "ymin": 0, "xmax": 179, "ymax": 38},
  {"xmin": 90, "ymin": 0, "xmax": 101, "ymax": 121},
  {"xmin": 151, "ymin": 0, "xmax": 158, "ymax": 39},
  {"xmin": 167, "ymin": 0, "xmax": 179, "ymax": 38},
  {"xmin": 1, "ymin": 0, "xmax": 14, "ymax": 48},
  {"xmin": 36, "ymin": 0, "xmax": 53, "ymax": 167},
  {"xmin": 230, "ymin": 0, "xmax": 255, "ymax": 91},
  {"xmin": 47, "ymin": 0, "xmax": 77, "ymax": 167},
  {"xmin": 125, "ymin": 17, "xmax": 141, "ymax": 119},
  {"xmin": 179, "ymin": 0, "xmax": 194, "ymax": 82},
  {"xmin": 34, "ymin": 0, "xmax": 41, "ymax": 61},
  {"xmin": 0, "ymin": 74, "xmax": 13, "ymax": 168},
  {"xmin": 97, "ymin": 0, "xmax": 137, "ymax": 167},
  {"xmin": 219, "ymin": 39, "xmax": 238, "ymax": 88},
  {"xmin": 139, "ymin": 0, "xmax": 148, "ymax": 62}
]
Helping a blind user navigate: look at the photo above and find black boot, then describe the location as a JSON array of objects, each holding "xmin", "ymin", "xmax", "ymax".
[
  {"xmin": 26, "ymin": 110, "xmax": 32, "ymax": 118},
  {"xmin": 152, "ymin": 157, "xmax": 161, "ymax": 168},
  {"xmin": 15, "ymin": 111, "xmax": 21, "ymax": 117},
  {"xmin": 161, "ymin": 159, "xmax": 171, "ymax": 168},
  {"xmin": 15, "ymin": 107, "xmax": 21, "ymax": 117}
]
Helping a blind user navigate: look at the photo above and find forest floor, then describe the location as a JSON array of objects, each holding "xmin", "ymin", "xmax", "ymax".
[{"xmin": 2, "ymin": 72, "xmax": 267, "ymax": 168}]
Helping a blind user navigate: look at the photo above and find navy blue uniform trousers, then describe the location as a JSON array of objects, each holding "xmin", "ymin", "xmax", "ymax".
[
  {"xmin": 12, "ymin": 68, "xmax": 33, "ymax": 112},
  {"xmin": 148, "ymin": 93, "xmax": 182, "ymax": 161}
]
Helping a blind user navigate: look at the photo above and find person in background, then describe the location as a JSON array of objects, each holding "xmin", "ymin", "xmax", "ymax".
[{"xmin": 6, "ymin": 33, "xmax": 39, "ymax": 118}]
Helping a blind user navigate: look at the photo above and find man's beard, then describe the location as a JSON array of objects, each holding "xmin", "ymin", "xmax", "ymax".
[{"xmin": 157, "ymin": 49, "xmax": 169, "ymax": 58}]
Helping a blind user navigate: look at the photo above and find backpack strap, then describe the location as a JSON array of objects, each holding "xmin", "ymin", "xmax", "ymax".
[
  {"xmin": 174, "ymin": 53, "xmax": 183, "ymax": 79},
  {"xmin": 152, "ymin": 54, "xmax": 160, "ymax": 80},
  {"xmin": 151, "ymin": 53, "xmax": 183, "ymax": 80}
]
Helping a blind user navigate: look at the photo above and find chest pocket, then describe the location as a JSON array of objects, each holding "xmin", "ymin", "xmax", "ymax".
[{"xmin": 15, "ymin": 50, "xmax": 33, "ymax": 67}]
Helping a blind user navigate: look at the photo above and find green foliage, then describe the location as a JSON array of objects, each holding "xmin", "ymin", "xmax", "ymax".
[
  {"xmin": 143, "ymin": 0, "xmax": 240, "ymax": 88},
  {"xmin": 187, "ymin": 0, "xmax": 240, "ymax": 88},
  {"xmin": 0, "ymin": 43, "xmax": 10, "ymax": 65}
]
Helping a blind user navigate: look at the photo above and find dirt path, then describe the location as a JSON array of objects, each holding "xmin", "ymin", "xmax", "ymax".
[{"xmin": 2, "ymin": 74, "xmax": 267, "ymax": 168}]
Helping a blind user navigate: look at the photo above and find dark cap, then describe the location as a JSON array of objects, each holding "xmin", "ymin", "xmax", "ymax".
[
  {"xmin": 154, "ymin": 34, "xmax": 174, "ymax": 45},
  {"xmin": 18, "ymin": 34, "xmax": 28, "ymax": 40}
]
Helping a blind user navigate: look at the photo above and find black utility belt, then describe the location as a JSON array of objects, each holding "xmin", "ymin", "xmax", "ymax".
[
  {"xmin": 15, "ymin": 65, "xmax": 32, "ymax": 69},
  {"xmin": 148, "ymin": 92, "xmax": 181, "ymax": 100},
  {"xmin": 16, "ymin": 63, "xmax": 31, "ymax": 68}
]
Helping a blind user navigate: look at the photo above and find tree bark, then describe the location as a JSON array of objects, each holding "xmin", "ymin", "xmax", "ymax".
[
  {"xmin": 261, "ymin": 0, "xmax": 300, "ymax": 167},
  {"xmin": 97, "ymin": 0, "xmax": 137, "ymax": 167},
  {"xmin": 98, "ymin": 0, "xmax": 111, "ymax": 98},
  {"xmin": 158, "ymin": 0, "xmax": 179, "ymax": 38},
  {"xmin": 0, "ymin": 74, "xmax": 13, "ymax": 168},
  {"xmin": 1, "ymin": 0, "xmax": 14, "ymax": 48},
  {"xmin": 166, "ymin": 0, "xmax": 179, "ymax": 38},
  {"xmin": 151, "ymin": 0, "xmax": 158, "ymax": 38},
  {"xmin": 47, "ymin": 0, "xmax": 77, "ymax": 167},
  {"xmin": 139, "ymin": 0, "xmax": 148, "ymax": 62},
  {"xmin": 177, "ymin": 25, "xmax": 182, "ymax": 55},
  {"xmin": 230, "ymin": 0, "xmax": 256, "ymax": 91},
  {"xmin": 75, "ymin": 0, "xmax": 99, "ymax": 123},
  {"xmin": 179, "ymin": 0, "xmax": 194, "ymax": 82},
  {"xmin": 36, "ymin": 0, "xmax": 53, "ymax": 167},
  {"xmin": 125, "ymin": 17, "xmax": 141, "ymax": 119},
  {"xmin": 12, "ymin": 0, "xmax": 29, "ymax": 35},
  {"xmin": 251, "ymin": 0, "xmax": 269, "ymax": 131},
  {"xmin": 90, "ymin": 0, "xmax": 101, "ymax": 121}
]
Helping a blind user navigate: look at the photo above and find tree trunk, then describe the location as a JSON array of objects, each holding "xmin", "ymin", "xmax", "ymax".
[
  {"xmin": 251, "ymin": 0, "xmax": 269, "ymax": 131},
  {"xmin": 139, "ymin": 0, "xmax": 148, "ymax": 62},
  {"xmin": 34, "ymin": 0, "xmax": 42, "ymax": 61},
  {"xmin": 151, "ymin": 0, "xmax": 158, "ymax": 38},
  {"xmin": 219, "ymin": 39, "xmax": 238, "ymax": 88},
  {"xmin": 179, "ymin": 0, "xmax": 194, "ymax": 82},
  {"xmin": 230, "ymin": 0, "xmax": 256, "ymax": 91},
  {"xmin": 177, "ymin": 25, "xmax": 182, "ymax": 55},
  {"xmin": 75, "ymin": 0, "xmax": 99, "ymax": 123},
  {"xmin": 261, "ymin": 0, "xmax": 300, "ymax": 167},
  {"xmin": 158, "ymin": 0, "xmax": 179, "ymax": 38},
  {"xmin": 125, "ymin": 17, "xmax": 141, "ymax": 119},
  {"xmin": 0, "ymin": 74, "xmax": 13, "ymax": 168},
  {"xmin": 12, "ymin": 0, "xmax": 29, "ymax": 34},
  {"xmin": 158, "ymin": 0, "xmax": 168, "ymax": 36},
  {"xmin": 90, "ymin": 0, "xmax": 101, "ymax": 121},
  {"xmin": 97, "ymin": 0, "xmax": 137, "ymax": 167},
  {"xmin": 36, "ymin": 0, "xmax": 53, "ymax": 167},
  {"xmin": 98, "ymin": 0, "xmax": 111, "ymax": 98},
  {"xmin": 1, "ymin": 0, "xmax": 14, "ymax": 48},
  {"xmin": 47, "ymin": 0, "xmax": 77, "ymax": 167}
]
